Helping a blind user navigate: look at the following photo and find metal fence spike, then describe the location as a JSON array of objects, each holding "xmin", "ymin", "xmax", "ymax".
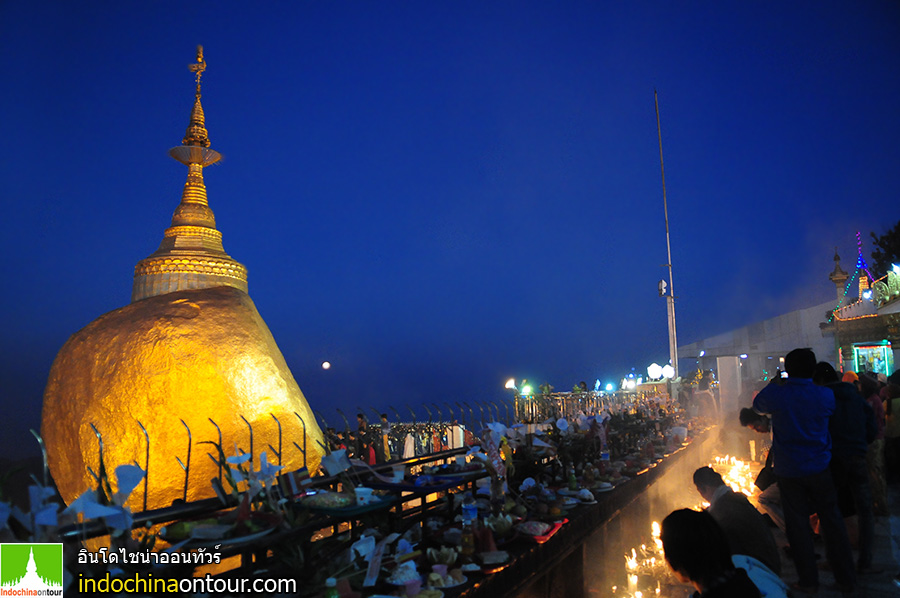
[
  {"xmin": 313, "ymin": 409, "xmax": 330, "ymax": 434},
  {"xmin": 29, "ymin": 429, "xmax": 49, "ymax": 489},
  {"xmin": 178, "ymin": 419, "xmax": 192, "ymax": 502},
  {"xmin": 239, "ymin": 415, "xmax": 254, "ymax": 469},
  {"xmin": 336, "ymin": 408, "xmax": 351, "ymax": 436},
  {"xmin": 293, "ymin": 412, "xmax": 309, "ymax": 466},
  {"xmin": 269, "ymin": 413, "xmax": 283, "ymax": 467},
  {"xmin": 136, "ymin": 421, "xmax": 150, "ymax": 512},
  {"xmin": 207, "ymin": 418, "xmax": 223, "ymax": 483}
]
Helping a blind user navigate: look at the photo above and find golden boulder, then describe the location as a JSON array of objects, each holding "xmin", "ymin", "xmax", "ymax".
[{"xmin": 41, "ymin": 286, "xmax": 323, "ymax": 510}]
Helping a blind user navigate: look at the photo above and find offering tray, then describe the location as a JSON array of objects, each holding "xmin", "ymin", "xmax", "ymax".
[
  {"xmin": 299, "ymin": 491, "xmax": 395, "ymax": 517},
  {"xmin": 365, "ymin": 476, "xmax": 465, "ymax": 494},
  {"xmin": 517, "ymin": 518, "xmax": 567, "ymax": 544}
]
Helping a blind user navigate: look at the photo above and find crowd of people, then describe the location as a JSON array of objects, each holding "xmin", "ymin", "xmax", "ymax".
[
  {"xmin": 659, "ymin": 347, "xmax": 899, "ymax": 597},
  {"xmin": 324, "ymin": 413, "xmax": 393, "ymax": 465}
]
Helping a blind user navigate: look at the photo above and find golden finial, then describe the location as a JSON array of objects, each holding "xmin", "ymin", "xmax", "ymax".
[
  {"xmin": 188, "ymin": 45, "xmax": 206, "ymax": 95},
  {"xmin": 179, "ymin": 45, "xmax": 213, "ymax": 150}
]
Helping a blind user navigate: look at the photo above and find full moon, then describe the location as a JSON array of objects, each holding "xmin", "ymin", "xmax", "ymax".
[{"xmin": 322, "ymin": 361, "xmax": 331, "ymax": 369}]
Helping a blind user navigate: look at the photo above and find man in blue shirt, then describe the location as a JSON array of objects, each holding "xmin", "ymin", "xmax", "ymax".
[
  {"xmin": 813, "ymin": 361, "xmax": 877, "ymax": 575},
  {"xmin": 753, "ymin": 348, "xmax": 856, "ymax": 595}
]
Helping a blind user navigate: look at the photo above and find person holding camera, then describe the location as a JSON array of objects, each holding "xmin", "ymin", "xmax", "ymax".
[{"xmin": 752, "ymin": 348, "xmax": 856, "ymax": 596}]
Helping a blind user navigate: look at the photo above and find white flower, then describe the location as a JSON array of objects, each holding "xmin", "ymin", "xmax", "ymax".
[
  {"xmin": 351, "ymin": 535, "xmax": 376, "ymax": 561},
  {"xmin": 257, "ymin": 451, "xmax": 284, "ymax": 480},
  {"xmin": 486, "ymin": 422, "xmax": 508, "ymax": 438},
  {"xmin": 112, "ymin": 464, "xmax": 145, "ymax": 505},
  {"xmin": 226, "ymin": 452, "xmax": 252, "ymax": 466},
  {"xmin": 62, "ymin": 466, "xmax": 145, "ymax": 532}
]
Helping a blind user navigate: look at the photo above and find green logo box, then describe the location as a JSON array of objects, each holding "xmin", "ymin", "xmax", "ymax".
[{"xmin": 0, "ymin": 543, "xmax": 64, "ymax": 589}]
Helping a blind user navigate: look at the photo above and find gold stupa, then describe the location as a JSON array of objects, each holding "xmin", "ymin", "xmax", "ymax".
[{"xmin": 41, "ymin": 47, "xmax": 323, "ymax": 511}]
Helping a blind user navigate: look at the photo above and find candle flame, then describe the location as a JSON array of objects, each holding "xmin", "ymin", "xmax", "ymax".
[{"xmin": 625, "ymin": 548, "xmax": 638, "ymax": 571}]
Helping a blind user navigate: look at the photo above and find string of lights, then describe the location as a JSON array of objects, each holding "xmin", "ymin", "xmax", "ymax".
[
  {"xmin": 827, "ymin": 231, "xmax": 874, "ymax": 323},
  {"xmin": 827, "ymin": 268, "xmax": 860, "ymax": 323},
  {"xmin": 856, "ymin": 231, "xmax": 875, "ymax": 281}
]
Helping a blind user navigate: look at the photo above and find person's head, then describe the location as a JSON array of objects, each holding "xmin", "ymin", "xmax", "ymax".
[
  {"xmin": 842, "ymin": 371, "xmax": 859, "ymax": 384},
  {"xmin": 692, "ymin": 466, "xmax": 725, "ymax": 502},
  {"xmin": 381, "ymin": 413, "xmax": 388, "ymax": 421},
  {"xmin": 784, "ymin": 348, "xmax": 817, "ymax": 378},
  {"xmin": 858, "ymin": 372, "xmax": 880, "ymax": 398},
  {"xmin": 812, "ymin": 361, "xmax": 839, "ymax": 385},
  {"xmin": 739, "ymin": 408, "xmax": 770, "ymax": 433},
  {"xmin": 357, "ymin": 413, "xmax": 365, "ymax": 421},
  {"xmin": 889, "ymin": 369, "xmax": 900, "ymax": 387},
  {"xmin": 661, "ymin": 509, "xmax": 733, "ymax": 588}
]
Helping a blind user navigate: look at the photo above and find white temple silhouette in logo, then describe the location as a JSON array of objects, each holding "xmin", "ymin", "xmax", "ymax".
[{"xmin": 1, "ymin": 547, "xmax": 62, "ymax": 590}]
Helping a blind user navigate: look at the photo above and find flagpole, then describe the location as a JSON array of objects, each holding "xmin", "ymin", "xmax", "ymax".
[{"xmin": 655, "ymin": 90, "xmax": 678, "ymax": 378}]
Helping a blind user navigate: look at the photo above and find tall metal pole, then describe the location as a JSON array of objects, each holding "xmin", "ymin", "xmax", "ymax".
[{"xmin": 655, "ymin": 90, "xmax": 679, "ymax": 378}]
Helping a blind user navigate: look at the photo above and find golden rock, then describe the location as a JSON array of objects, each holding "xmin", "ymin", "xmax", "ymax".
[
  {"xmin": 41, "ymin": 286, "xmax": 323, "ymax": 510},
  {"xmin": 41, "ymin": 48, "xmax": 323, "ymax": 511}
]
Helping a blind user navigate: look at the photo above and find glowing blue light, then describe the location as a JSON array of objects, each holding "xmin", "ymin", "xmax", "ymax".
[
  {"xmin": 740, "ymin": 354, "xmax": 748, "ymax": 359},
  {"xmin": 605, "ymin": 383, "xmax": 615, "ymax": 392}
]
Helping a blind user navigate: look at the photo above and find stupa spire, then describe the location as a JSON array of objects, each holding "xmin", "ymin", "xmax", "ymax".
[
  {"xmin": 183, "ymin": 45, "xmax": 211, "ymax": 148},
  {"xmin": 131, "ymin": 46, "xmax": 248, "ymax": 302}
]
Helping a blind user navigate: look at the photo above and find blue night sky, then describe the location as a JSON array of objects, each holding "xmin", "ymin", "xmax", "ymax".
[{"xmin": 1, "ymin": 2, "xmax": 899, "ymax": 458}]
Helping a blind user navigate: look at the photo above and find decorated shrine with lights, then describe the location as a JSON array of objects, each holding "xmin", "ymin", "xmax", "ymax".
[{"xmin": 823, "ymin": 233, "xmax": 897, "ymax": 377}]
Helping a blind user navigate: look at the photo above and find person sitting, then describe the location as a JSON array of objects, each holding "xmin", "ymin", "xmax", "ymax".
[
  {"xmin": 660, "ymin": 508, "xmax": 763, "ymax": 597},
  {"xmin": 693, "ymin": 466, "xmax": 782, "ymax": 575}
]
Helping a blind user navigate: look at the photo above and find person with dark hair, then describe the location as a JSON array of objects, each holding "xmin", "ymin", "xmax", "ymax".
[
  {"xmin": 693, "ymin": 467, "xmax": 782, "ymax": 575},
  {"xmin": 695, "ymin": 370, "xmax": 718, "ymax": 419},
  {"xmin": 661, "ymin": 508, "xmax": 761, "ymax": 597},
  {"xmin": 752, "ymin": 348, "xmax": 856, "ymax": 595},
  {"xmin": 380, "ymin": 413, "xmax": 392, "ymax": 462},
  {"xmin": 886, "ymin": 369, "xmax": 900, "ymax": 590},
  {"xmin": 356, "ymin": 413, "xmax": 368, "ymax": 458},
  {"xmin": 813, "ymin": 362, "xmax": 878, "ymax": 575},
  {"xmin": 739, "ymin": 407, "xmax": 770, "ymax": 433},
  {"xmin": 881, "ymin": 370, "xmax": 900, "ymax": 483},
  {"xmin": 857, "ymin": 373, "xmax": 887, "ymax": 516}
]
